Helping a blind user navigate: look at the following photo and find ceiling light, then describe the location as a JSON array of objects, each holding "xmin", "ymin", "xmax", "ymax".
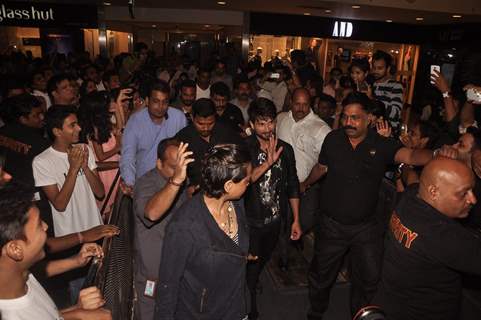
[
  {"xmin": 325, "ymin": 9, "xmax": 332, "ymax": 13},
  {"xmin": 452, "ymin": 14, "xmax": 462, "ymax": 18},
  {"xmin": 304, "ymin": 12, "xmax": 311, "ymax": 15},
  {"xmin": 386, "ymin": 19, "xmax": 392, "ymax": 23},
  {"xmin": 103, "ymin": 1, "xmax": 111, "ymax": 5},
  {"xmin": 352, "ymin": 5, "xmax": 361, "ymax": 9},
  {"xmin": 152, "ymin": 24, "xmax": 156, "ymax": 28},
  {"xmin": 204, "ymin": 24, "xmax": 211, "ymax": 28},
  {"xmin": 416, "ymin": 17, "xmax": 424, "ymax": 21},
  {"xmin": 217, "ymin": 1, "xmax": 226, "ymax": 5}
]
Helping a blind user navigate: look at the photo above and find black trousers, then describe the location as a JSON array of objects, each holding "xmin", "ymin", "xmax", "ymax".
[
  {"xmin": 307, "ymin": 215, "xmax": 383, "ymax": 319},
  {"xmin": 246, "ymin": 219, "xmax": 281, "ymax": 315},
  {"xmin": 300, "ymin": 184, "xmax": 322, "ymax": 233}
]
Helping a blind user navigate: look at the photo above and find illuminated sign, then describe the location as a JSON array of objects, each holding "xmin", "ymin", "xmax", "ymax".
[{"xmin": 332, "ymin": 21, "xmax": 353, "ymax": 38}]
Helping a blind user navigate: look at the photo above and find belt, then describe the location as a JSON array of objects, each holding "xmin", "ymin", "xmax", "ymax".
[{"xmin": 248, "ymin": 214, "xmax": 280, "ymax": 228}]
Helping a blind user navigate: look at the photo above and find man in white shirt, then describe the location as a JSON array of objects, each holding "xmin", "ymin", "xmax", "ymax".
[
  {"xmin": 0, "ymin": 182, "xmax": 111, "ymax": 320},
  {"xmin": 259, "ymin": 65, "xmax": 288, "ymax": 113},
  {"xmin": 230, "ymin": 76, "xmax": 252, "ymax": 125},
  {"xmin": 33, "ymin": 105, "xmax": 105, "ymax": 303},
  {"xmin": 277, "ymin": 88, "xmax": 331, "ymax": 232},
  {"xmin": 195, "ymin": 68, "xmax": 211, "ymax": 100}
]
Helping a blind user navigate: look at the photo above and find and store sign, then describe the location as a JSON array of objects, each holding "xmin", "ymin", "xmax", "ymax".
[
  {"xmin": 332, "ymin": 21, "xmax": 353, "ymax": 38},
  {"xmin": 0, "ymin": 1, "xmax": 97, "ymax": 28}
]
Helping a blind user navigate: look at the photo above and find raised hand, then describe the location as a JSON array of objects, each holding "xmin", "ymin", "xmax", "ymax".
[
  {"xmin": 376, "ymin": 120, "xmax": 392, "ymax": 138},
  {"xmin": 171, "ymin": 142, "xmax": 194, "ymax": 185},
  {"xmin": 431, "ymin": 70, "xmax": 449, "ymax": 93},
  {"xmin": 81, "ymin": 225, "xmax": 119, "ymax": 243},
  {"xmin": 266, "ymin": 135, "xmax": 283, "ymax": 166}
]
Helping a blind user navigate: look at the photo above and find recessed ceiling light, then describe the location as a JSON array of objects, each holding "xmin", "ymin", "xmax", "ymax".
[
  {"xmin": 352, "ymin": 5, "xmax": 361, "ymax": 9},
  {"xmin": 452, "ymin": 14, "xmax": 462, "ymax": 18},
  {"xmin": 386, "ymin": 19, "xmax": 393, "ymax": 23},
  {"xmin": 217, "ymin": 1, "xmax": 226, "ymax": 5},
  {"xmin": 416, "ymin": 17, "xmax": 424, "ymax": 21},
  {"xmin": 304, "ymin": 12, "xmax": 311, "ymax": 15},
  {"xmin": 204, "ymin": 24, "xmax": 211, "ymax": 28},
  {"xmin": 103, "ymin": 1, "xmax": 111, "ymax": 5},
  {"xmin": 325, "ymin": 9, "xmax": 332, "ymax": 13},
  {"xmin": 152, "ymin": 24, "xmax": 156, "ymax": 28}
]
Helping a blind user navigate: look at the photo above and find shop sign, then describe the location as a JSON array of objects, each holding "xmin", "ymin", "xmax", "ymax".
[
  {"xmin": 332, "ymin": 21, "xmax": 353, "ymax": 38},
  {"xmin": 0, "ymin": 1, "xmax": 97, "ymax": 28}
]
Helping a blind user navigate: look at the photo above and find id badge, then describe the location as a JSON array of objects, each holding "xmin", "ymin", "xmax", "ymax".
[{"xmin": 144, "ymin": 279, "xmax": 157, "ymax": 298}]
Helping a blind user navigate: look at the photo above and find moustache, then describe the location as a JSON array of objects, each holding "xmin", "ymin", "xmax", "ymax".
[{"xmin": 344, "ymin": 126, "xmax": 356, "ymax": 131}]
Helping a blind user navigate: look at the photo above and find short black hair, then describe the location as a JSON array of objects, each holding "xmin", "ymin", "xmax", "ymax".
[
  {"xmin": 417, "ymin": 120, "xmax": 440, "ymax": 149},
  {"xmin": 0, "ymin": 181, "xmax": 35, "ymax": 250},
  {"xmin": 2, "ymin": 93, "xmax": 41, "ymax": 123},
  {"xmin": 134, "ymin": 42, "xmax": 148, "ymax": 53},
  {"xmin": 317, "ymin": 93, "xmax": 337, "ymax": 110},
  {"xmin": 157, "ymin": 137, "xmax": 181, "ymax": 160},
  {"xmin": 234, "ymin": 75, "xmax": 249, "ymax": 90},
  {"xmin": 248, "ymin": 98, "xmax": 277, "ymax": 123},
  {"xmin": 180, "ymin": 79, "xmax": 196, "ymax": 90},
  {"xmin": 47, "ymin": 74, "xmax": 70, "ymax": 100},
  {"xmin": 372, "ymin": 50, "xmax": 393, "ymax": 68},
  {"xmin": 193, "ymin": 98, "xmax": 216, "ymax": 118},
  {"xmin": 369, "ymin": 99, "xmax": 386, "ymax": 118},
  {"xmin": 349, "ymin": 58, "xmax": 370, "ymax": 74},
  {"xmin": 342, "ymin": 92, "xmax": 373, "ymax": 112},
  {"xmin": 102, "ymin": 70, "xmax": 119, "ymax": 84},
  {"xmin": 45, "ymin": 105, "xmax": 78, "ymax": 140},
  {"xmin": 201, "ymin": 144, "xmax": 251, "ymax": 198},
  {"xmin": 149, "ymin": 80, "xmax": 170, "ymax": 97},
  {"xmin": 210, "ymin": 81, "xmax": 230, "ymax": 99}
]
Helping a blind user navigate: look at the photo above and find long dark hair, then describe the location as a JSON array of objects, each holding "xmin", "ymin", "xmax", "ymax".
[{"xmin": 78, "ymin": 91, "xmax": 113, "ymax": 144}]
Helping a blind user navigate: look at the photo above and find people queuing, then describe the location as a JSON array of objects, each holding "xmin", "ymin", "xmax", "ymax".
[{"xmin": 0, "ymin": 42, "xmax": 481, "ymax": 320}]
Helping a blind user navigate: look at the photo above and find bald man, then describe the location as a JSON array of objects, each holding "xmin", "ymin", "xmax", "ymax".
[
  {"xmin": 277, "ymin": 88, "xmax": 331, "ymax": 233},
  {"xmin": 375, "ymin": 158, "xmax": 481, "ymax": 320}
]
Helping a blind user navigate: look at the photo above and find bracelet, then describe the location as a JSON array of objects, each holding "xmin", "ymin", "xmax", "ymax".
[
  {"xmin": 168, "ymin": 177, "xmax": 183, "ymax": 187},
  {"xmin": 77, "ymin": 232, "xmax": 83, "ymax": 244}
]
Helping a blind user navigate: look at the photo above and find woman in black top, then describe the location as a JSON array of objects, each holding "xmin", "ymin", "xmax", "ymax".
[{"xmin": 155, "ymin": 144, "xmax": 252, "ymax": 320}]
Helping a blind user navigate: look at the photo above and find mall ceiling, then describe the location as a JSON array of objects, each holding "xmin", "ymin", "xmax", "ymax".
[{"xmin": 29, "ymin": 0, "xmax": 481, "ymax": 25}]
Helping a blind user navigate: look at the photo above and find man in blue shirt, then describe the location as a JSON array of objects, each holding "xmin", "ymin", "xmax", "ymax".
[{"xmin": 120, "ymin": 80, "xmax": 186, "ymax": 193}]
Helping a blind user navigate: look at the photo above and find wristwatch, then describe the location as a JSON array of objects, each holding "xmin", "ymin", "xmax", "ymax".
[{"xmin": 442, "ymin": 91, "xmax": 450, "ymax": 98}]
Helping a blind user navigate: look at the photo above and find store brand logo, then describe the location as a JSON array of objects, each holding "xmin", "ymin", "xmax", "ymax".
[
  {"xmin": 332, "ymin": 21, "xmax": 353, "ymax": 38},
  {"xmin": 0, "ymin": 4, "xmax": 54, "ymax": 22}
]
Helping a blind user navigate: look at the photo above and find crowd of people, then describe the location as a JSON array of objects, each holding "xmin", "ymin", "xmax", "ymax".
[{"xmin": 0, "ymin": 40, "xmax": 481, "ymax": 320}]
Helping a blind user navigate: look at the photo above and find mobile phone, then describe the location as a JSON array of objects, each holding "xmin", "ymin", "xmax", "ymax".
[
  {"xmin": 270, "ymin": 73, "xmax": 280, "ymax": 79},
  {"xmin": 430, "ymin": 65, "xmax": 440, "ymax": 84}
]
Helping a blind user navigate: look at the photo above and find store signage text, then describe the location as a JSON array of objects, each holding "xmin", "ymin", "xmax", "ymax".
[
  {"xmin": 332, "ymin": 21, "xmax": 353, "ymax": 38},
  {"xmin": 0, "ymin": 4, "xmax": 54, "ymax": 22}
]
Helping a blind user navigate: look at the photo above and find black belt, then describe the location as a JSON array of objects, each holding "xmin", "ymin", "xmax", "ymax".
[{"xmin": 248, "ymin": 214, "xmax": 280, "ymax": 228}]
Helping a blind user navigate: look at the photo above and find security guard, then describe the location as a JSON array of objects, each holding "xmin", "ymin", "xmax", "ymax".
[{"xmin": 375, "ymin": 158, "xmax": 481, "ymax": 320}]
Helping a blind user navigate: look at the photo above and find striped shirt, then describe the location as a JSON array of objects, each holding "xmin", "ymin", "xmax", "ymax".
[{"xmin": 373, "ymin": 79, "xmax": 404, "ymax": 129}]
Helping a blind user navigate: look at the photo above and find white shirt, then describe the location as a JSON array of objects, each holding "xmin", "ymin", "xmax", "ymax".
[
  {"xmin": 230, "ymin": 97, "xmax": 252, "ymax": 124},
  {"xmin": 196, "ymin": 84, "xmax": 211, "ymax": 100},
  {"xmin": 33, "ymin": 145, "xmax": 103, "ymax": 237},
  {"xmin": 259, "ymin": 81, "xmax": 288, "ymax": 113},
  {"xmin": 276, "ymin": 111, "xmax": 331, "ymax": 182},
  {"xmin": 0, "ymin": 274, "xmax": 61, "ymax": 320}
]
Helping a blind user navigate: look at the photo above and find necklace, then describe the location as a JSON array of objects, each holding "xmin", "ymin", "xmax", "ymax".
[{"xmin": 219, "ymin": 202, "xmax": 235, "ymax": 237}]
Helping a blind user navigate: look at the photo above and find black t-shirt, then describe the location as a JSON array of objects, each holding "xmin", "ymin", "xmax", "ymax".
[
  {"xmin": 217, "ymin": 103, "xmax": 244, "ymax": 133},
  {"xmin": 377, "ymin": 186, "xmax": 481, "ymax": 320},
  {"xmin": 175, "ymin": 121, "xmax": 244, "ymax": 186},
  {"xmin": 319, "ymin": 128, "xmax": 402, "ymax": 224},
  {"xmin": 0, "ymin": 123, "xmax": 50, "ymax": 185}
]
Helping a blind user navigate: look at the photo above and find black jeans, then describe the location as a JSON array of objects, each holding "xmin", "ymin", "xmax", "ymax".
[
  {"xmin": 300, "ymin": 184, "xmax": 321, "ymax": 233},
  {"xmin": 246, "ymin": 219, "xmax": 281, "ymax": 315},
  {"xmin": 307, "ymin": 215, "xmax": 383, "ymax": 319}
]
